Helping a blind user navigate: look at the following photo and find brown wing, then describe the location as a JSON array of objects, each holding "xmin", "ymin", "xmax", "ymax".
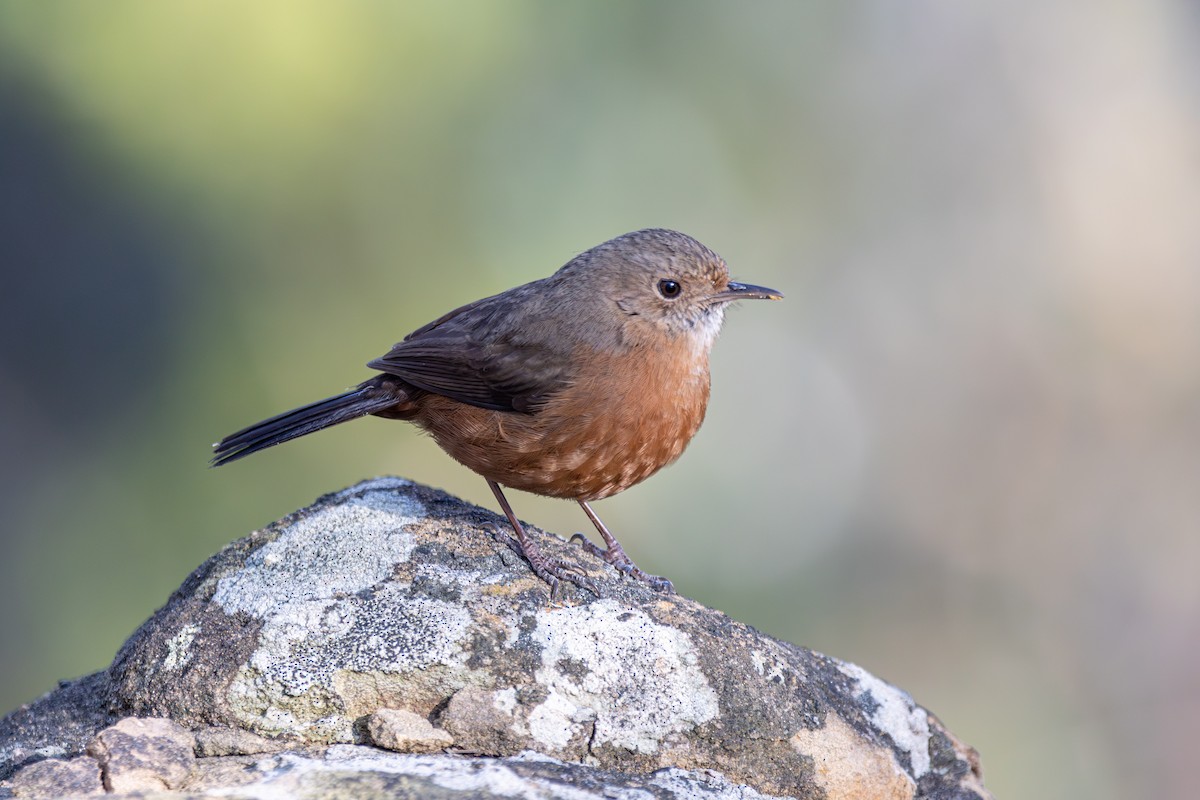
[{"xmin": 366, "ymin": 289, "xmax": 574, "ymax": 413}]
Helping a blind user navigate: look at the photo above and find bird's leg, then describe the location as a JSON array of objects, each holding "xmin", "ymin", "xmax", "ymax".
[
  {"xmin": 486, "ymin": 480, "xmax": 598, "ymax": 598},
  {"xmin": 571, "ymin": 501, "xmax": 675, "ymax": 593}
]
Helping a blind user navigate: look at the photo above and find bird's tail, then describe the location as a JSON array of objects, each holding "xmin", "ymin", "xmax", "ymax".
[{"xmin": 211, "ymin": 378, "xmax": 403, "ymax": 467}]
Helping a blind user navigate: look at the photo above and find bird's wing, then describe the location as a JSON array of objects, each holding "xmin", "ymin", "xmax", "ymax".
[{"xmin": 366, "ymin": 292, "xmax": 574, "ymax": 413}]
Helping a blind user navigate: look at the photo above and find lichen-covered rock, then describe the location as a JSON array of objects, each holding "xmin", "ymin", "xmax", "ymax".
[{"xmin": 0, "ymin": 477, "xmax": 992, "ymax": 800}]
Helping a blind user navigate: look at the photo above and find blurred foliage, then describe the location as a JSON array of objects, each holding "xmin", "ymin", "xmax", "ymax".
[{"xmin": 2, "ymin": 3, "xmax": 1199, "ymax": 799}]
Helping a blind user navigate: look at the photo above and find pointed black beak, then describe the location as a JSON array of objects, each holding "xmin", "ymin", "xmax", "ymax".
[{"xmin": 712, "ymin": 281, "xmax": 784, "ymax": 303}]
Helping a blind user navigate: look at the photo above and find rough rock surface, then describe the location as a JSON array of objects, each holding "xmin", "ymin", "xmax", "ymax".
[
  {"xmin": 0, "ymin": 477, "xmax": 992, "ymax": 800},
  {"xmin": 366, "ymin": 708, "xmax": 454, "ymax": 753},
  {"xmin": 85, "ymin": 717, "xmax": 195, "ymax": 793},
  {"xmin": 2, "ymin": 757, "xmax": 102, "ymax": 798}
]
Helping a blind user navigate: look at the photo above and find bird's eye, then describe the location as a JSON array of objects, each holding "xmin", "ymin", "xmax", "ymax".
[{"xmin": 657, "ymin": 279, "xmax": 682, "ymax": 299}]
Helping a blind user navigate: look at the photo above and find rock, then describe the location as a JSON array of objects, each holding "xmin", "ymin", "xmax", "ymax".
[
  {"xmin": 2, "ymin": 757, "xmax": 102, "ymax": 797},
  {"xmin": 192, "ymin": 725, "xmax": 287, "ymax": 757},
  {"xmin": 185, "ymin": 752, "xmax": 289, "ymax": 793},
  {"xmin": 0, "ymin": 671, "xmax": 115, "ymax": 784},
  {"xmin": 0, "ymin": 477, "xmax": 992, "ymax": 799},
  {"xmin": 85, "ymin": 717, "xmax": 196, "ymax": 793},
  {"xmin": 440, "ymin": 684, "xmax": 531, "ymax": 753},
  {"xmin": 7, "ymin": 744, "xmax": 885, "ymax": 800},
  {"xmin": 366, "ymin": 709, "xmax": 454, "ymax": 753},
  {"xmin": 18, "ymin": 745, "xmax": 877, "ymax": 799}
]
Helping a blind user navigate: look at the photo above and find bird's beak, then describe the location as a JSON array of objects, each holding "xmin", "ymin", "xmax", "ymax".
[{"xmin": 712, "ymin": 281, "xmax": 784, "ymax": 303}]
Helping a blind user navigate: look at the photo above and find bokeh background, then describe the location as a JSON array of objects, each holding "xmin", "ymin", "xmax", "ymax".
[{"xmin": 2, "ymin": 2, "xmax": 1197, "ymax": 798}]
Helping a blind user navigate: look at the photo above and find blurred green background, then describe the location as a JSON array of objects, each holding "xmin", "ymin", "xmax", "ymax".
[{"xmin": 2, "ymin": 2, "xmax": 1198, "ymax": 798}]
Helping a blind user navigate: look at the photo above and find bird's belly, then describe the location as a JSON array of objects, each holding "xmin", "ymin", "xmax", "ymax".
[
  {"xmin": 513, "ymin": 403, "xmax": 703, "ymax": 500},
  {"xmin": 416, "ymin": 355, "xmax": 709, "ymax": 501}
]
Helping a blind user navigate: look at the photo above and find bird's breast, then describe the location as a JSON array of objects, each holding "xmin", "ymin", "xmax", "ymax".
[{"xmin": 415, "ymin": 340, "xmax": 711, "ymax": 501}]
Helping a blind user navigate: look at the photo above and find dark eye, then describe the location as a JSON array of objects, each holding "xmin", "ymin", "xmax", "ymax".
[{"xmin": 657, "ymin": 279, "xmax": 682, "ymax": 299}]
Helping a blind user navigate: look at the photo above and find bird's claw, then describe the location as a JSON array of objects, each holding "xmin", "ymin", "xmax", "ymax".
[
  {"xmin": 570, "ymin": 533, "xmax": 675, "ymax": 594},
  {"xmin": 485, "ymin": 523, "xmax": 599, "ymax": 598}
]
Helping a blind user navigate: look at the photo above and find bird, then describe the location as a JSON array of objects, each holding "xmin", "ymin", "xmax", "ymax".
[{"xmin": 212, "ymin": 228, "xmax": 781, "ymax": 596}]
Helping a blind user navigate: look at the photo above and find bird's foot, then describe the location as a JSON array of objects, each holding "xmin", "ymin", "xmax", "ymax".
[
  {"xmin": 569, "ymin": 534, "xmax": 675, "ymax": 594},
  {"xmin": 484, "ymin": 523, "xmax": 599, "ymax": 599},
  {"xmin": 483, "ymin": 521, "xmax": 523, "ymax": 557}
]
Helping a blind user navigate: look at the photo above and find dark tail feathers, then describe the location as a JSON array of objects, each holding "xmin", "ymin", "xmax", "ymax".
[{"xmin": 211, "ymin": 380, "xmax": 401, "ymax": 467}]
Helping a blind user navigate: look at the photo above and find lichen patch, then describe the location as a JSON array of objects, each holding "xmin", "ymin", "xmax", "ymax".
[
  {"xmin": 528, "ymin": 599, "xmax": 718, "ymax": 754},
  {"xmin": 837, "ymin": 661, "xmax": 931, "ymax": 778},
  {"xmin": 208, "ymin": 486, "xmax": 474, "ymax": 737},
  {"xmin": 162, "ymin": 624, "xmax": 199, "ymax": 671},
  {"xmin": 213, "ymin": 488, "xmax": 423, "ymax": 617},
  {"xmin": 225, "ymin": 587, "xmax": 472, "ymax": 734}
]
